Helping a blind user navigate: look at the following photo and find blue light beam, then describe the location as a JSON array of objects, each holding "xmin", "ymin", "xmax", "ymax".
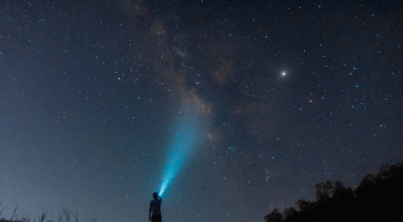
[{"xmin": 159, "ymin": 119, "xmax": 200, "ymax": 197}]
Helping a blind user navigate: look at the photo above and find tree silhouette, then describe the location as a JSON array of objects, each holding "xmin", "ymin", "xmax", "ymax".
[
  {"xmin": 314, "ymin": 180, "xmax": 332, "ymax": 202},
  {"xmin": 295, "ymin": 199, "xmax": 313, "ymax": 212},
  {"xmin": 264, "ymin": 208, "xmax": 283, "ymax": 222},
  {"xmin": 264, "ymin": 160, "xmax": 403, "ymax": 222},
  {"xmin": 282, "ymin": 207, "xmax": 298, "ymax": 221}
]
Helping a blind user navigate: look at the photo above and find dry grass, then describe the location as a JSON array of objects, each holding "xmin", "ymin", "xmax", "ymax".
[{"xmin": 0, "ymin": 203, "xmax": 97, "ymax": 222}]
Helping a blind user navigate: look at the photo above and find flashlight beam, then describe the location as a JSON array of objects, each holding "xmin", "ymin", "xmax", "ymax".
[{"xmin": 159, "ymin": 119, "xmax": 200, "ymax": 197}]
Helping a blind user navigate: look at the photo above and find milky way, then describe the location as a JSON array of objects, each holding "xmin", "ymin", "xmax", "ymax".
[{"xmin": 0, "ymin": 1, "xmax": 402, "ymax": 222}]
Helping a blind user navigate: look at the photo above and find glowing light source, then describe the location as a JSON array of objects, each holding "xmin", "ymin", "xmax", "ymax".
[
  {"xmin": 158, "ymin": 118, "xmax": 200, "ymax": 197},
  {"xmin": 281, "ymin": 72, "xmax": 286, "ymax": 76}
]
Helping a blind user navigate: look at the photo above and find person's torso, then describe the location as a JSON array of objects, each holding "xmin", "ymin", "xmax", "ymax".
[{"xmin": 151, "ymin": 200, "xmax": 162, "ymax": 214}]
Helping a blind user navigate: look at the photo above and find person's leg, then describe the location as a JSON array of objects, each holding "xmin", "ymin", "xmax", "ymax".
[{"xmin": 152, "ymin": 214, "xmax": 162, "ymax": 222}]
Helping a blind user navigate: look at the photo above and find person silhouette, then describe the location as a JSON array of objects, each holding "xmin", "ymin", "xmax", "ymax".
[{"xmin": 149, "ymin": 192, "xmax": 162, "ymax": 222}]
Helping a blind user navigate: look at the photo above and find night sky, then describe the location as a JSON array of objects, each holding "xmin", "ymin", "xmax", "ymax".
[{"xmin": 0, "ymin": 1, "xmax": 402, "ymax": 222}]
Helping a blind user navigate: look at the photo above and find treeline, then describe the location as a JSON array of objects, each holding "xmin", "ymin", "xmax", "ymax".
[{"xmin": 265, "ymin": 161, "xmax": 403, "ymax": 222}]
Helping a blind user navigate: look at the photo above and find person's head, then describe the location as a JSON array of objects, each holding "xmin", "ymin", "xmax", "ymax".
[{"xmin": 153, "ymin": 192, "xmax": 158, "ymax": 199}]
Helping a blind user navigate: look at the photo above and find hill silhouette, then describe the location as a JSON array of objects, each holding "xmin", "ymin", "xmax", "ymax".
[{"xmin": 264, "ymin": 161, "xmax": 403, "ymax": 222}]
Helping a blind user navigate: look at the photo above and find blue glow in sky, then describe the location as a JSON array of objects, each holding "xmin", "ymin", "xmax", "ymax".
[
  {"xmin": 159, "ymin": 117, "xmax": 201, "ymax": 197},
  {"xmin": 1, "ymin": 1, "xmax": 401, "ymax": 222}
]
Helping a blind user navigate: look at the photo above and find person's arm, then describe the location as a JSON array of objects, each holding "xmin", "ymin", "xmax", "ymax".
[{"xmin": 149, "ymin": 203, "xmax": 152, "ymax": 220}]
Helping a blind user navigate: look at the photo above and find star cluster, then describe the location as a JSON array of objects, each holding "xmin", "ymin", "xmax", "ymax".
[{"xmin": 0, "ymin": 1, "xmax": 402, "ymax": 222}]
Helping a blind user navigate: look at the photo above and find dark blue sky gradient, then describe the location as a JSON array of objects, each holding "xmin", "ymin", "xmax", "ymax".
[{"xmin": 0, "ymin": 1, "xmax": 402, "ymax": 222}]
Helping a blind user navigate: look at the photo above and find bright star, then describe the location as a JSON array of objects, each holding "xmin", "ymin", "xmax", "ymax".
[{"xmin": 281, "ymin": 72, "xmax": 286, "ymax": 77}]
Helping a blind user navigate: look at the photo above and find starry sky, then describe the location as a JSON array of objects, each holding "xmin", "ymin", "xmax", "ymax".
[{"xmin": 0, "ymin": 0, "xmax": 402, "ymax": 222}]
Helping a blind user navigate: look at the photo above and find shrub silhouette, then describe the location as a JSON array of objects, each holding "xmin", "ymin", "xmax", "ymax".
[{"xmin": 265, "ymin": 161, "xmax": 403, "ymax": 222}]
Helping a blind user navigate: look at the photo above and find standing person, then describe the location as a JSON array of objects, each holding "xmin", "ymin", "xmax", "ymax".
[{"xmin": 149, "ymin": 192, "xmax": 162, "ymax": 222}]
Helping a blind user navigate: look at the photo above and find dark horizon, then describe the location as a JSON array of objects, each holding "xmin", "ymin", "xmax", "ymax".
[
  {"xmin": 0, "ymin": 0, "xmax": 402, "ymax": 222},
  {"xmin": 265, "ymin": 160, "xmax": 403, "ymax": 222}
]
